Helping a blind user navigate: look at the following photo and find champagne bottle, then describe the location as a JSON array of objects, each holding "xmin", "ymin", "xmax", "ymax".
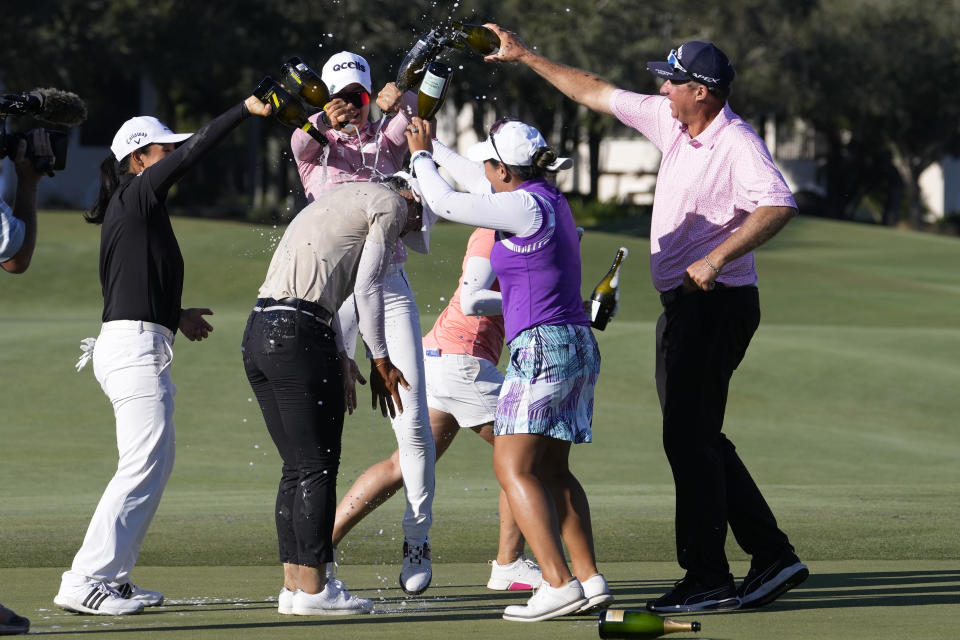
[
  {"xmin": 598, "ymin": 610, "xmax": 701, "ymax": 639},
  {"xmin": 589, "ymin": 247, "xmax": 628, "ymax": 331},
  {"xmin": 396, "ymin": 29, "xmax": 459, "ymax": 92},
  {"xmin": 281, "ymin": 56, "xmax": 330, "ymax": 109},
  {"xmin": 417, "ymin": 61, "xmax": 453, "ymax": 120},
  {"xmin": 451, "ymin": 21, "xmax": 501, "ymax": 55},
  {"xmin": 253, "ymin": 76, "xmax": 327, "ymax": 146}
]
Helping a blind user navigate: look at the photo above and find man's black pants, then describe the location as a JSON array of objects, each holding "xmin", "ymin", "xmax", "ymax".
[
  {"xmin": 242, "ymin": 308, "xmax": 344, "ymax": 567},
  {"xmin": 655, "ymin": 285, "xmax": 794, "ymax": 584}
]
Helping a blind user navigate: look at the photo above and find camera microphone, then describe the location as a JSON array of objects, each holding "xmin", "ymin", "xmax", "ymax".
[
  {"xmin": 30, "ymin": 88, "xmax": 88, "ymax": 126},
  {"xmin": 0, "ymin": 88, "xmax": 88, "ymax": 126}
]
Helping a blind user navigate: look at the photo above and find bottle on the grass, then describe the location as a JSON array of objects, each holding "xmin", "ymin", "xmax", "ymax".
[
  {"xmin": 589, "ymin": 247, "xmax": 628, "ymax": 331},
  {"xmin": 598, "ymin": 609, "xmax": 701, "ymax": 639}
]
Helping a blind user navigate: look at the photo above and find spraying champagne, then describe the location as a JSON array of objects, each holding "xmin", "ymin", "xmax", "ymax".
[
  {"xmin": 451, "ymin": 21, "xmax": 501, "ymax": 55},
  {"xmin": 598, "ymin": 609, "xmax": 701, "ymax": 639},
  {"xmin": 396, "ymin": 29, "xmax": 450, "ymax": 92},
  {"xmin": 589, "ymin": 247, "xmax": 628, "ymax": 331},
  {"xmin": 417, "ymin": 62, "xmax": 453, "ymax": 119},
  {"xmin": 253, "ymin": 76, "xmax": 327, "ymax": 146},
  {"xmin": 281, "ymin": 57, "xmax": 330, "ymax": 109}
]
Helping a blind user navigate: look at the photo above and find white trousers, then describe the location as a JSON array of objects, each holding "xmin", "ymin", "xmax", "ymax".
[
  {"xmin": 343, "ymin": 265, "xmax": 435, "ymax": 540},
  {"xmin": 62, "ymin": 321, "xmax": 177, "ymax": 588}
]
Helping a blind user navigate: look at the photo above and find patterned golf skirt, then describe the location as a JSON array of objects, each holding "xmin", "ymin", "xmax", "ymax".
[{"xmin": 495, "ymin": 323, "xmax": 600, "ymax": 443}]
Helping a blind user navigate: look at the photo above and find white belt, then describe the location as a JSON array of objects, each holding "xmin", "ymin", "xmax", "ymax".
[
  {"xmin": 252, "ymin": 305, "xmax": 329, "ymax": 325},
  {"xmin": 101, "ymin": 320, "xmax": 175, "ymax": 341}
]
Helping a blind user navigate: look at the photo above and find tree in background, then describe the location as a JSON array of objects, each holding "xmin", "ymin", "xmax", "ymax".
[{"xmin": 3, "ymin": 0, "xmax": 959, "ymax": 225}]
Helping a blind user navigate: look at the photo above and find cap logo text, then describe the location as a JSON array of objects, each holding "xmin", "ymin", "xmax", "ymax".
[{"xmin": 333, "ymin": 61, "xmax": 366, "ymax": 72}]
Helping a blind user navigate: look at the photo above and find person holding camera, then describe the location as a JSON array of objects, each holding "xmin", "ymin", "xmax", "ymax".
[
  {"xmin": 0, "ymin": 129, "xmax": 52, "ymax": 275},
  {"xmin": 0, "ymin": 128, "xmax": 54, "ymax": 637},
  {"xmin": 54, "ymin": 95, "xmax": 271, "ymax": 616}
]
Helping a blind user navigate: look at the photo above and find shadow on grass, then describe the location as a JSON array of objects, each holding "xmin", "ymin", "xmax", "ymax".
[
  {"xmin": 32, "ymin": 571, "xmax": 960, "ymax": 635},
  {"xmin": 606, "ymin": 571, "xmax": 960, "ymax": 613},
  {"xmin": 772, "ymin": 570, "xmax": 960, "ymax": 610}
]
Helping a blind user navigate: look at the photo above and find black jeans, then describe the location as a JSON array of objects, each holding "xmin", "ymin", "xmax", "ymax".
[
  {"xmin": 655, "ymin": 286, "xmax": 794, "ymax": 584},
  {"xmin": 241, "ymin": 308, "xmax": 344, "ymax": 566}
]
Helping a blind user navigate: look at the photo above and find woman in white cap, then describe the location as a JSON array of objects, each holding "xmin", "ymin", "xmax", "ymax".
[
  {"xmin": 54, "ymin": 95, "xmax": 271, "ymax": 616},
  {"xmin": 291, "ymin": 51, "xmax": 437, "ymax": 595},
  {"xmin": 404, "ymin": 116, "xmax": 611, "ymax": 622}
]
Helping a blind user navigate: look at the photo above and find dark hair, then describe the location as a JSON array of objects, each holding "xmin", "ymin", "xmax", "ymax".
[
  {"xmin": 496, "ymin": 146, "xmax": 559, "ymax": 181},
  {"xmin": 683, "ymin": 78, "xmax": 731, "ymax": 102},
  {"xmin": 706, "ymin": 83, "xmax": 731, "ymax": 102},
  {"xmin": 381, "ymin": 174, "xmax": 413, "ymax": 195},
  {"xmin": 85, "ymin": 151, "xmax": 135, "ymax": 224}
]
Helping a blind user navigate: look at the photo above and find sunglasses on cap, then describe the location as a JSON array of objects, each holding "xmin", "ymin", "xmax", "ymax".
[
  {"xmin": 667, "ymin": 49, "xmax": 690, "ymax": 75},
  {"xmin": 333, "ymin": 89, "xmax": 370, "ymax": 109},
  {"xmin": 488, "ymin": 117, "xmax": 517, "ymax": 165}
]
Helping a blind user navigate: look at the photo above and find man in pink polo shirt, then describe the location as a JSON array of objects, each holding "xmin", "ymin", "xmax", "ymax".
[{"xmin": 486, "ymin": 27, "xmax": 807, "ymax": 613}]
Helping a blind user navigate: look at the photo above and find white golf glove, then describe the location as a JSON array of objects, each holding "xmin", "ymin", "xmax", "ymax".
[{"xmin": 75, "ymin": 337, "xmax": 96, "ymax": 372}]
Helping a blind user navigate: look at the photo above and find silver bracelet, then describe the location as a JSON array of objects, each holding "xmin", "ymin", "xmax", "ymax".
[{"xmin": 704, "ymin": 256, "xmax": 722, "ymax": 275}]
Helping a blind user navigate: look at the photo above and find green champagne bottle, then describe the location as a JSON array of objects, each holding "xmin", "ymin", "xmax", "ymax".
[
  {"xmin": 396, "ymin": 29, "xmax": 448, "ymax": 92},
  {"xmin": 589, "ymin": 247, "xmax": 628, "ymax": 331},
  {"xmin": 253, "ymin": 76, "xmax": 327, "ymax": 146},
  {"xmin": 451, "ymin": 21, "xmax": 500, "ymax": 55},
  {"xmin": 281, "ymin": 57, "xmax": 330, "ymax": 109},
  {"xmin": 598, "ymin": 609, "xmax": 701, "ymax": 639},
  {"xmin": 417, "ymin": 61, "xmax": 453, "ymax": 119}
]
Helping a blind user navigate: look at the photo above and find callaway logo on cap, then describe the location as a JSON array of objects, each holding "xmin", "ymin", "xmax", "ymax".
[{"xmin": 110, "ymin": 116, "xmax": 193, "ymax": 161}]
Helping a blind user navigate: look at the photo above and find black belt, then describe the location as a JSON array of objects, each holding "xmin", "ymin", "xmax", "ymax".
[
  {"xmin": 255, "ymin": 297, "xmax": 333, "ymax": 323},
  {"xmin": 659, "ymin": 282, "xmax": 727, "ymax": 307}
]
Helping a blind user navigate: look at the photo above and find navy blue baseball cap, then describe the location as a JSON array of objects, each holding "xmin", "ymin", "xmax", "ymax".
[{"xmin": 647, "ymin": 41, "xmax": 735, "ymax": 90}]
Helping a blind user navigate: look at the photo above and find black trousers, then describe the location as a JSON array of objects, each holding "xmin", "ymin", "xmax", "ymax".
[
  {"xmin": 655, "ymin": 286, "xmax": 794, "ymax": 584},
  {"xmin": 241, "ymin": 308, "xmax": 344, "ymax": 566}
]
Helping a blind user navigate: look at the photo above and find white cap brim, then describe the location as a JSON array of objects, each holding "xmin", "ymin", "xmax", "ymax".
[
  {"xmin": 467, "ymin": 139, "xmax": 499, "ymax": 164},
  {"xmin": 547, "ymin": 156, "xmax": 573, "ymax": 171}
]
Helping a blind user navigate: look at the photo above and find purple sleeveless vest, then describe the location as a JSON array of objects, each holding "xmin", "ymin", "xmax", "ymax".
[{"xmin": 490, "ymin": 178, "xmax": 590, "ymax": 344}]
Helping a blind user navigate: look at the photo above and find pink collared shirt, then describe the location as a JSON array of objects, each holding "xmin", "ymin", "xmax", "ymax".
[
  {"xmin": 610, "ymin": 90, "xmax": 797, "ymax": 292},
  {"xmin": 291, "ymin": 95, "xmax": 417, "ymax": 264}
]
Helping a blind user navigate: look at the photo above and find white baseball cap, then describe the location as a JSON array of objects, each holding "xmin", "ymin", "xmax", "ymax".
[
  {"xmin": 322, "ymin": 51, "xmax": 373, "ymax": 96},
  {"xmin": 110, "ymin": 116, "xmax": 192, "ymax": 161},
  {"xmin": 467, "ymin": 120, "xmax": 572, "ymax": 171}
]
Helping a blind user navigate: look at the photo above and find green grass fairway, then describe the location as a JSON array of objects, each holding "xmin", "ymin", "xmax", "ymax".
[
  {"xmin": 5, "ymin": 562, "xmax": 960, "ymax": 639},
  {"xmin": 2, "ymin": 212, "xmax": 959, "ymax": 638}
]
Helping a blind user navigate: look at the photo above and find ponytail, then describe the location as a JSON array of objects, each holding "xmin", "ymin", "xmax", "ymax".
[
  {"xmin": 85, "ymin": 153, "xmax": 130, "ymax": 224},
  {"xmin": 502, "ymin": 146, "xmax": 559, "ymax": 182}
]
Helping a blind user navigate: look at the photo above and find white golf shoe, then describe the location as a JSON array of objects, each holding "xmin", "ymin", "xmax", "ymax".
[
  {"xmin": 291, "ymin": 578, "xmax": 372, "ymax": 615},
  {"xmin": 487, "ymin": 556, "xmax": 543, "ymax": 591},
  {"xmin": 576, "ymin": 573, "xmax": 614, "ymax": 614},
  {"xmin": 502, "ymin": 578, "xmax": 587, "ymax": 622},
  {"xmin": 54, "ymin": 580, "xmax": 144, "ymax": 616},
  {"xmin": 399, "ymin": 539, "xmax": 432, "ymax": 595},
  {"xmin": 111, "ymin": 581, "xmax": 164, "ymax": 607},
  {"xmin": 277, "ymin": 586, "xmax": 295, "ymax": 614}
]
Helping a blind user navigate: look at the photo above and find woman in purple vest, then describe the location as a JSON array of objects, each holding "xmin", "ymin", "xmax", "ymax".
[{"xmin": 404, "ymin": 116, "xmax": 611, "ymax": 622}]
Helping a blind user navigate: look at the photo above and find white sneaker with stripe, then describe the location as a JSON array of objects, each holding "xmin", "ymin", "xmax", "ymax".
[
  {"xmin": 112, "ymin": 581, "xmax": 164, "ymax": 607},
  {"xmin": 54, "ymin": 581, "xmax": 144, "ymax": 615}
]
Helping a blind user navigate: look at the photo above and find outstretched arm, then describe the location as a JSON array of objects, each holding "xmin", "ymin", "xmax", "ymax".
[{"xmin": 483, "ymin": 24, "xmax": 617, "ymax": 115}]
